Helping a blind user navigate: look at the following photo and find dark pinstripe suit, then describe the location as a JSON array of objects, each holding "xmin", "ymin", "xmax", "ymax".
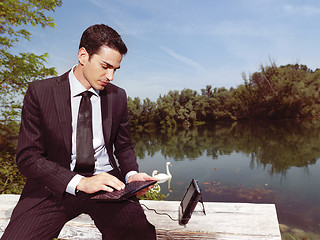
[{"xmin": 1, "ymin": 71, "xmax": 156, "ymax": 240}]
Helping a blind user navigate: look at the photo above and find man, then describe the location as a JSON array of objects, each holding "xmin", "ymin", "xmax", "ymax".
[{"xmin": 1, "ymin": 24, "xmax": 157, "ymax": 240}]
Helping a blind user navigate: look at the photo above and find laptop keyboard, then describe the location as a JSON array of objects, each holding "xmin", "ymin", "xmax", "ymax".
[{"xmin": 91, "ymin": 180, "xmax": 156, "ymax": 201}]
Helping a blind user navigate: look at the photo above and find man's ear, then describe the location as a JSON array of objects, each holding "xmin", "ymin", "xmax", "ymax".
[{"xmin": 78, "ymin": 47, "xmax": 89, "ymax": 65}]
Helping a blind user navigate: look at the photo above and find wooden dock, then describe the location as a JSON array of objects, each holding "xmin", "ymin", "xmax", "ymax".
[{"xmin": 0, "ymin": 194, "xmax": 281, "ymax": 239}]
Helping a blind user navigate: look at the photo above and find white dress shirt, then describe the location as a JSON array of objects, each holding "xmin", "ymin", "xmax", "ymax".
[
  {"xmin": 65, "ymin": 66, "xmax": 137, "ymax": 195},
  {"xmin": 66, "ymin": 66, "xmax": 113, "ymax": 194}
]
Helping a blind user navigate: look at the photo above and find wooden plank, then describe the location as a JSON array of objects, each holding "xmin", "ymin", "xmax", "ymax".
[
  {"xmin": 0, "ymin": 195, "xmax": 281, "ymax": 240},
  {"xmin": 142, "ymin": 200, "xmax": 281, "ymax": 240}
]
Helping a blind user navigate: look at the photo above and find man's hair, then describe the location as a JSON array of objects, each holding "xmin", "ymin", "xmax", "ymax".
[{"xmin": 79, "ymin": 24, "xmax": 127, "ymax": 57}]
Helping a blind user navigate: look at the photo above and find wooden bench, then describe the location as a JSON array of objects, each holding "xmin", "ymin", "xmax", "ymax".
[{"xmin": 0, "ymin": 194, "xmax": 281, "ymax": 239}]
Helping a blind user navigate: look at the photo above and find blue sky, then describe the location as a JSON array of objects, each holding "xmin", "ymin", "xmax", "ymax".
[{"xmin": 16, "ymin": 0, "xmax": 320, "ymax": 100}]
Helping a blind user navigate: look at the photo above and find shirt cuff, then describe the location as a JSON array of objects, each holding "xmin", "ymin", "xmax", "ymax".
[
  {"xmin": 66, "ymin": 174, "xmax": 84, "ymax": 195},
  {"xmin": 125, "ymin": 171, "xmax": 138, "ymax": 183}
]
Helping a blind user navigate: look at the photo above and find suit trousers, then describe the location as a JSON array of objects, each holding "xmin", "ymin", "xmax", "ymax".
[
  {"xmin": 1, "ymin": 192, "xmax": 156, "ymax": 240},
  {"xmin": 1, "ymin": 170, "xmax": 156, "ymax": 240}
]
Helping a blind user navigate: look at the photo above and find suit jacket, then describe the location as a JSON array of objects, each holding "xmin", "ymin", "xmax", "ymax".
[{"xmin": 12, "ymin": 70, "xmax": 138, "ymax": 220}]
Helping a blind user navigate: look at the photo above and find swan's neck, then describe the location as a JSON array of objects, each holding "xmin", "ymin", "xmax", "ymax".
[
  {"xmin": 152, "ymin": 170, "xmax": 157, "ymax": 177},
  {"xmin": 166, "ymin": 164, "xmax": 171, "ymax": 176}
]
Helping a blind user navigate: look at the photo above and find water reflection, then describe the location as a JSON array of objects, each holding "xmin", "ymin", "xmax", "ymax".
[
  {"xmin": 132, "ymin": 120, "xmax": 320, "ymax": 235},
  {"xmin": 132, "ymin": 120, "xmax": 320, "ymax": 175}
]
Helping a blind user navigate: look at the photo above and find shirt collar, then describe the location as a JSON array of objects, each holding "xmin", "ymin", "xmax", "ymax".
[{"xmin": 69, "ymin": 65, "xmax": 100, "ymax": 98}]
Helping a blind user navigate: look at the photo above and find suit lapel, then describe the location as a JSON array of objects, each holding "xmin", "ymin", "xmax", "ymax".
[
  {"xmin": 53, "ymin": 72, "xmax": 72, "ymax": 156},
  {"xmin": 100, "ymin": 87, "xmax": 112, "ymax": 146}
]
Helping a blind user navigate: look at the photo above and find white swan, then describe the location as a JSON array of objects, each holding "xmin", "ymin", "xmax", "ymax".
[{"xmin": 152, "ymin": 162, "xmax": 172, "ymax": 184}]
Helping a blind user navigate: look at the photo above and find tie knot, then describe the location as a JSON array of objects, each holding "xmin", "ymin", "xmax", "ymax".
[{"xmin": 81, "ymin": 91, "xmax": 93, "ymax": 99}]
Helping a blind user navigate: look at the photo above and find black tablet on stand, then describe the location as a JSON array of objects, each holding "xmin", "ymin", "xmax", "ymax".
[{"xmin": 178, "ymin": 179, "xmax": 206, "ymax": 225}]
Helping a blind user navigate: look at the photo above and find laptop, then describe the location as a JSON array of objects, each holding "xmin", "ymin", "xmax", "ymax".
[
  {"xmin": 178, "ymin": 179, "xmax": 206, "ymax": 225},
  {"xmin": 91, "ymin": 180, "xmax": 157, "ymax": 201}
]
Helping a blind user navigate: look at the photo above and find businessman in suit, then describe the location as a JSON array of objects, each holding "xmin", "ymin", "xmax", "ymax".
[{"xmin": 1, "ymin": 24, "xmax": 157, "ymax": 239}]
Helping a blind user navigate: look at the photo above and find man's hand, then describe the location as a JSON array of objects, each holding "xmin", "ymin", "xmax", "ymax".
[
  {"xmin": 76, "ymin": 172, "xmax": 125, "ymax": 194},
  {"xmin": 127, "ymin": 173, "xmax": 158, "ymax": 196}
]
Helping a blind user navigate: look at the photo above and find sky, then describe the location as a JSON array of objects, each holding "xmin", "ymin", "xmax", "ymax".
[{"xmin": 15, "ymin": 0, "xmax": 320, "ymax": 101}]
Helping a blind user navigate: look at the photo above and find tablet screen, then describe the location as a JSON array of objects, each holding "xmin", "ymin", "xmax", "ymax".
[{"xmin": 179, "ymin": 179, "xmax": 202, "ymax": 225}]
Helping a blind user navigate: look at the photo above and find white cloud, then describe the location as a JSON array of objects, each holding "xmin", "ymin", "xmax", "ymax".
[
  {"xmin": 212, "ymin": 21, "xmax": 269, "ymax": 38},
  {"xmin": 283, "ymin": 4, "xmax": 320, "ymax": 15},
  {"xmin": 161, "ymin": 47, "xmax": 205, "ymax": 72}
]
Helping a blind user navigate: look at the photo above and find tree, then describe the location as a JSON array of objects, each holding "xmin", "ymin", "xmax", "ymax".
[
  {"xmin": 127, "ymin": 96, "xmax": 143, "ymax": 128},
  {"xmin": 0, "ymin": 0, "xmax": 62, "ymax": 133},
  {"xmin": 0, "ymin": 0, "xmax": 62, "ymax": 194},
  {"xmin": 242, "ymin": 63, "xmax": 320, "ymax": 120}
]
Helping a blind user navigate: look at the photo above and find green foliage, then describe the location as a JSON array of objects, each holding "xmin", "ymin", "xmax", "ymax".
[
  {"xmin": 0, "ymin": 122, "xmax": 25, "ymax": 194},
  {"xmin": 0, "ymin": 0, "xmax": 61, "ymax": 133},
  {"xmin": 127, "ymin": 96, "xmax": 157, "ymax": 131},
  {"xmin": 0, "ymin": 0, "xmax": 62, "ymax": 45},
  {"xmin": 0, "ymin": 0, "xmax": 61, "ymax": 194},
  {"xmin": 138, "ymin": 183, "xmax": 167, "ymax": 200},
  {"xmin": 281, "ymin": 232, "xmax": 315, "ymax": 240},
  {"xmin": 128, "ymin": 63, "xmax": 320, "ymax": 131},
  {"xmin": 241, "ymin": 63, "xmax": 320, "ymax": 120},
  {"xmin": 0, "ymin": 150, "xmax": 25, "ymax": 194}
]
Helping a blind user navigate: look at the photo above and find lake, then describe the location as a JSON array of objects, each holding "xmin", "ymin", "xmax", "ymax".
[{"xmin": 132, "ymin": 120, "xmax": 320, "ymax": 236}]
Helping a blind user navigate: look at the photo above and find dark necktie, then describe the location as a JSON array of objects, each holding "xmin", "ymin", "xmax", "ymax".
[{"xmin": 74, "ymin": 91, "xmax": 95, "ymax": 174}]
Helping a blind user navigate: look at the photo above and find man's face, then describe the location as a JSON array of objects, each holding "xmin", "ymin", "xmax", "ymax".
[{"xmin": 79, "ymin": 46, "xmax": 123, "ymax": 90}]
